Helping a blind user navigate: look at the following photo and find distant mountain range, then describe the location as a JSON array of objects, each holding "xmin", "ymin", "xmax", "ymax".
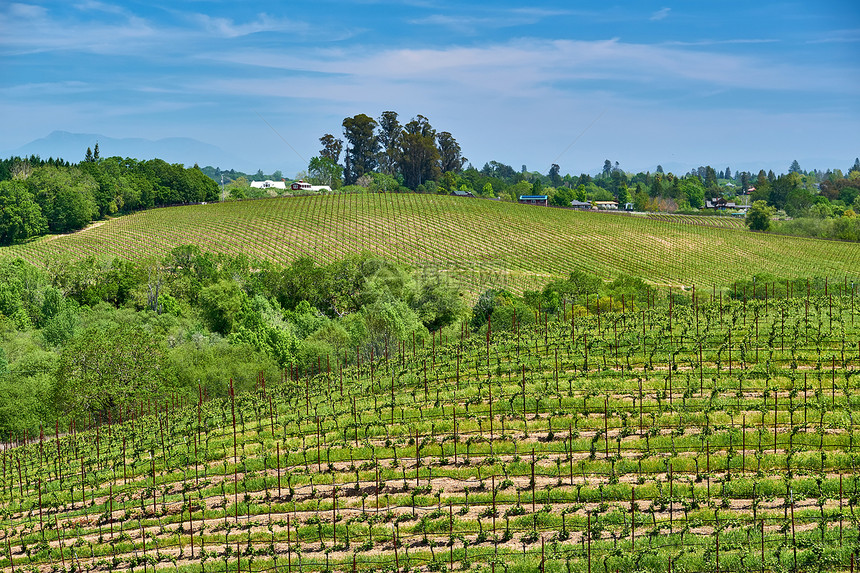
[{"xmin": 1, "ymin": 131, "xmax": 249, "ymax": 169}]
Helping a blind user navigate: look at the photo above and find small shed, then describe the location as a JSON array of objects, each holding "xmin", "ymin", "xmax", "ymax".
[
  {"xmin": 569, "ymin": 200, "xmax": 591, "ymax": 210},
  {"xmin": 519, "ymin": 195, "xmax": 548, "ymax": 206},
  {"xmin": 451, "ymin": 189, "xmax": 476, "ymax": 198}
]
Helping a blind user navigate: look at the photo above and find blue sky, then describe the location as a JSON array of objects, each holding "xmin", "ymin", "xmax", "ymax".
[{"xmin": 1, "ymin": 1, "xmax": 858, "ymax": 176}]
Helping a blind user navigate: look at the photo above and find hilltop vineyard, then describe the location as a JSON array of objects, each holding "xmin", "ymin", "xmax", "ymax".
[
  {"xmin": 2, "ymin": 281, "xmax": 860, "ymax": 572},
  {"xmin": 3, "ymin": 193, "xmax": 858, "ymax": 295}
]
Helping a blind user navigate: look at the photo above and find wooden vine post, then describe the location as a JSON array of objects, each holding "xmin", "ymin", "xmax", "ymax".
[{"xmin": 230, "ymin": 378, "xmax": 239, "ymax": 522}]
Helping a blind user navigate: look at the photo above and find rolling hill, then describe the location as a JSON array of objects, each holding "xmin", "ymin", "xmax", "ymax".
[{"xmin": 2, "ymin": 193, "xmax": 858, "ymax": 293}]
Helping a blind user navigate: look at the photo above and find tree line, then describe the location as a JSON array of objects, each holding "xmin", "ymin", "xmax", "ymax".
[{"xmin": 0, "ymin": 147, "xmax": 219, "ymax": 245}]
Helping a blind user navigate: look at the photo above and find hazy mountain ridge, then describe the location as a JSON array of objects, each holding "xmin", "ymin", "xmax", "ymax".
[{"xmin": 2, "ymin": 131, "xmax": 248, "ymax": 170}]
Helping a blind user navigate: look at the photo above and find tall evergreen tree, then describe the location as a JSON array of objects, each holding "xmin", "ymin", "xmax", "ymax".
[
  {"xmin": 602, "ymin": 160, "xmax": 612, "ymax": 177},
  {"xmin": 650, "ymin": 174, "xmax": 662, "ymax": 198},
  {"xmin": 437, "ymin": 131, "xmax": 466, "ymax": 174},
  {"xmin": 377, "ymin": 111, "xmax": 401, "ymax": 176},
  {"xmin": 399, "ymin": 116, "xmax": 439, "ymax": 189},
  {"xmin": 548, "ymin": 164, "xmax": 562, "ymax": 187},
  {"xmin": 704, "ymin": 166, "xmax": 718, "ymax": 189},
  {"xmin": 319, "ymin": 134, "xmax": 343, "ymax": 164},
  {"xmin": 342, "ymin": 114, "xmax": 379, "ymax": 185}
]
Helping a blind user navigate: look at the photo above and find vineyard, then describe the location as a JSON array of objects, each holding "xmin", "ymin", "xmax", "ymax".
[
  {"xmin": 3, "ymin": 282, "xmax": 860, "ymax": 572},
  {"xmin": 642, "ymin": 213, "xmax": 746, "ymax": 230},
  {"xmin": 1, "ymin": 194, "xmax": 858, "ymax": 294}
]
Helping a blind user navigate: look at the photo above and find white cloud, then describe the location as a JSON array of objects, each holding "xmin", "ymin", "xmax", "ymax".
[
  {"xmin": 0, "ymin": 81, "xmax": 92, "ymax": 97},
  {"xmin": 206, "ymin": 37, "xmax": 856, "ymax": 97},
  {"xmin": 411, "ymin": 6, "xmax": 627, "ymax": 33},
  {"xmin": 662, "ymin": 39, "xmax": 780, "ymax": 47},
  {"xmin": 411, "ymin": 6, "xmax": 578, "ymax": 32},
  {"xmin": 806, "ymin": 28, "xmax": 860, "ymax": 44},
  {"xmin": 0, "ymin": 2, "xmax": 156, "ymax": 55},
  {"xmin": 190, "ymin": 13, "xmax": 301, "ymax": 38},
  {"xmin": 408, "ymin": 14, "xmax": 520, "ymax": 34},
  {"xmin": 0, "ymin": 4, "xmax": 307, "ymax": 56},
  {"xmin": 509, "ymin": 7, "xmax": 575, "ymax": 18},
  {"xmin": 73, "ymin": 1, "xmax": 129, "ymax": 16},
  {"xmin": 6, "ymin": 2, "xmax": 47, "ymax": 19},
  {"xmin": 650, "ymin": 7, "xmax": 670, "ymax": 21}
]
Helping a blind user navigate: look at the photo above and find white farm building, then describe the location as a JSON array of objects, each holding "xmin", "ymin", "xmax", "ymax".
[{"xmin": 250, "ymin": 180, "xmax": 287, "ymax": 190}]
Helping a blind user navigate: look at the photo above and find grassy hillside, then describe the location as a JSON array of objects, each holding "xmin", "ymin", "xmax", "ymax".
[
  {"xmin": 3, "ymin": 293, "xmax": 859, "ymax": 572},
  {"xmin": 2, "ymin": 193, "xmax": 858, "ymax": 293}
]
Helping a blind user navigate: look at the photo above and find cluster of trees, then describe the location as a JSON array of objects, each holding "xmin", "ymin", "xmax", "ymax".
[
  {"xmin": 0, "ymin": 155, "xmax": 72, "ymax": 180},
  {"xmin": 310, "ymin": 112, "xmax": 467, "ymax": 191},
  {"xmin": 464, "ymin": 160, "xmax": 713, "ymax": 211},
  {"xmin": 748, "ymin": 166, "xmax": 860, "ymax": 217},
  {"xmin": 0, "ymin": 248, "xmax": 465, "ymax": 437},
  {"xmin": 744, "ymin": 160, "xmax": 860, "ymax": 240},
  {"xmin": 302, "ymin": 126, "xmax": 761, "ymax": 212},
  {"xmin": 471, "ymin": 270, "xmax": 657, "ymax": 333},
  {"xmin": 0, "ymin": 148, "xmax": 219, "ymax": 245}
]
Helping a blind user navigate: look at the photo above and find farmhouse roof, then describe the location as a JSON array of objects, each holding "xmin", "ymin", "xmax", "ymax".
[{"xmin": 451, "ymin": 189, "xmax": 476, "ymax": 198}]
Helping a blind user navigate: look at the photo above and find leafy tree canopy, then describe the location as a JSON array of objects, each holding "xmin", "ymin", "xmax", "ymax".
[
  {"xmin": 0, "ymin": 180, "xmax": 47, "ymax": 245},
  {"xmin": 56, "ymin": 322, "xmax": 170, "ymax": 421},
  {"xmin": 746, "ymin": 200, "xmax": 775, "ymax": 231}
]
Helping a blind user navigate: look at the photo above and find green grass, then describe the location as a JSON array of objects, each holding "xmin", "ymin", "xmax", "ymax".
[{"xmin": 2, "ymin": 193, "xmax": 858, "ymax": 293}]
